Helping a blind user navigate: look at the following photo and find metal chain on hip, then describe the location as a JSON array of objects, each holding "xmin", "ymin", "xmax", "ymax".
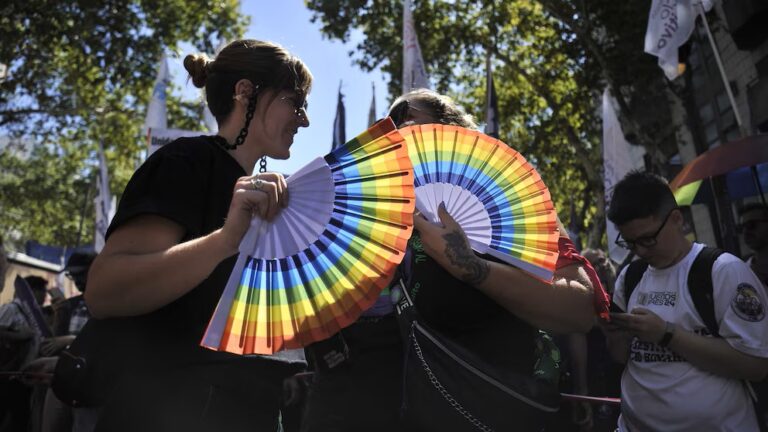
[{"xmin": 410, "ymin": 325, "xmax": 493, "ymax": 432}]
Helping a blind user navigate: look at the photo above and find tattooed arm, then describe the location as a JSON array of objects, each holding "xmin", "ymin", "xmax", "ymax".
[{"xmin": 414, "ymin": 204, "xmax": 593, "ymax": 333}]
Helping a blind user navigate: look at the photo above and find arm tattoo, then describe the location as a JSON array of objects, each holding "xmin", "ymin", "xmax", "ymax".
[{"xmin": 443, "ymin": 229, "xmax": 490, "ymax": 286}]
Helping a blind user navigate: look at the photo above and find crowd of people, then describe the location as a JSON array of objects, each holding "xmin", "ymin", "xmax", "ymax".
[
  {"xmin": 0, "ymin": 250, "xmax": 97, "ymax": 432},
  {"xmin": 1, "ymin": 38, "xmax": 766, "ymax": 432}
]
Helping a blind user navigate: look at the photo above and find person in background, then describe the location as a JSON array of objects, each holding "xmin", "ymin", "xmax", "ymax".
[
  {"xmin": 0, "ymin": 237, "xmax": 35, "ymax": 432},
  {"xmin": 548, "ymin": 248, "xmax": 621, "ymax": 432},
  {"xmin": 576, "ymin": 249, "xmax": 622, "ymax": 432},
  {"xmin": 1, "ymin": 275, "xmax": 51, "ymax": 432},
  {"xmin": 39, "ymin": 252, "xmax": 100, "ymax": 432},
  {"xmin": 738, "ymin": 203, "xmax": 768, "ymax": 290},
  {"xmin": 605, "ymin": 171, "xmax": 768, "ymax": 431},
  {"xmin": 1, "ymin": 275, "xmax": 48, "ymax": 368}
]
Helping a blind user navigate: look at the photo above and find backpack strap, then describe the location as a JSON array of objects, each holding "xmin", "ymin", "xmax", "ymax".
[
  {"xmin": 613, "ymin": 260, "xmax": 649, "ymax": 312},
  {"xmin": 687, "ymin": 246, "xmax": 724, "ymax": 338},
  {"xmin": 688, "ymin": 247, "xmax": 768, "ymax": 429}
]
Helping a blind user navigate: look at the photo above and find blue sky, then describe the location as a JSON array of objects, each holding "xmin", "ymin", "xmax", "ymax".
[{"xmin": 168, "ymin": 0, "xmax": 392, "ymax": 175}]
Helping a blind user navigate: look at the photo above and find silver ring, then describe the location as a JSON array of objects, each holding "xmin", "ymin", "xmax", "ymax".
[{"xmin": 250, "ymin": 177, "xmax": 264, "ymax": 191}]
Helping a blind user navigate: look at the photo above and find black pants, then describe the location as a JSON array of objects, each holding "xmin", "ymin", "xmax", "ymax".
[
  {"xmin": 302, "ymin": 317, "xmax": 405, "ymax": 432},
  {"xmin": 95, "ymin": 358, "xmax": 297, "ymax": 432}
]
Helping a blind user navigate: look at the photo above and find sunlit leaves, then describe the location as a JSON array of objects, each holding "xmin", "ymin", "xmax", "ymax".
[{"xmin": 0, "ymin": 0, "xmax": 247, "ymax": 247}]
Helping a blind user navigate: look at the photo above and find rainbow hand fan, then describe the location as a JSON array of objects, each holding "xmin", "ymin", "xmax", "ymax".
[
  {"xmin": 202, "ymin": 119, "xmax": 414, "ymax": 355},
  {"xmin": 399, "ymin": 123, "xmax": 559, "ymax": 280}
]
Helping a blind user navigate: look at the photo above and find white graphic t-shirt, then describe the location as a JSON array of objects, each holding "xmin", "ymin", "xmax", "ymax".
[{"xmin": 613, "ymin": 243, "xmax": 768, "ymax": 432}]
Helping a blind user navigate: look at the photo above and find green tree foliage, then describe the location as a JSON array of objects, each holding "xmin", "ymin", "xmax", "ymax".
[
  {"xmin": 0, "ymin": 0, "xmax": 247, "ymax": 248},
  {"xmin": 306, "ymin": 0, "xmax": 668, "ymax": 247}
]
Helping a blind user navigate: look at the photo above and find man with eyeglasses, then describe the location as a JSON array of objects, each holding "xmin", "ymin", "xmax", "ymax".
[
  {"xmin": 604, "ymin": 171, "xmax": 768, "ymax": 431},
  {"xmin": 739, "ymin": 203, "xmax": 768, "ymax": 291}
]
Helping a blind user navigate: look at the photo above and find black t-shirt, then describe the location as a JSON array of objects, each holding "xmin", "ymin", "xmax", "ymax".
[
  {"xmin": 404, "ymin": 232, "xmax": 537, "ymax": 374},
  {"xmin": 106, "ymin": 136, "xmax": 289, "ymax": 368}
]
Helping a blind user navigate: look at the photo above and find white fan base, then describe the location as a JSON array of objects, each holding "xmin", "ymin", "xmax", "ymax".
[
  {"xmin": 415, "ymin": 183, "xmax": 492, "ymax": 254},
  {"xmin": 239, "ymin": 157, "xmax": 335, "ymax": 259}
]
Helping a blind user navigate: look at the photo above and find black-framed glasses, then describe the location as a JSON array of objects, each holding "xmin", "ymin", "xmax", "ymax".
[
  {"xmin": 279, "ymin": 94, "xmax": 308, "ymax": 119},
  {"xmin": 615, "ymin": 208, "xmax": 678, "ymax": 250}
]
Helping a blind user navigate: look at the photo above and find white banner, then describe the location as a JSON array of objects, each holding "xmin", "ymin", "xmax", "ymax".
[
  {"xmin": 644, "ymin": 0, "xmax": 714, "ymax": 80},
  {"xmin": 94, "ymin": 141, "xmax": 116, "ymax": 252},
  {"xmin": 402, "ymin": 0, "xmax": 430, "ymax": 93},
  {"xmin": 602, "ymin": 90, "xmax": 646, "ymax": 263},
  {"xmin": 144, "ymin": 55, "xmax": 169, "ymax": 130},
  {"xmin": 146, "ymin": 127, "xmax": 202, "ymax": 158}
]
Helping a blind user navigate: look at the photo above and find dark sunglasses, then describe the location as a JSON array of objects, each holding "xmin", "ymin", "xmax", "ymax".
[
  {"xmin": 615, "ymin": 208, "xmax": 678, "ymax": 250},
  {"xmin": 389, "ymin": 100, "xmax": 410, "ymax": 126},
  {"xmin": 279, "ymin": 94, "xmax": 308, "ymax": 119}
]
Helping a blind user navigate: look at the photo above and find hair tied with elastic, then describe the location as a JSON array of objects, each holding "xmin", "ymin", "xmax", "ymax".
[{"xmin": 183, "ymin": 53, "xmax": 212, "ymax": 88}]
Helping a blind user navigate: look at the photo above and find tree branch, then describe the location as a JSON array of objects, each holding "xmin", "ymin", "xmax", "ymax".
[
  {"xmin": 536, "ymin": 0, "xmax": 669, "ymax": 170},
  {"xmin": 488, "ymin": 44, "xmax": 601, "ymax": 186}
]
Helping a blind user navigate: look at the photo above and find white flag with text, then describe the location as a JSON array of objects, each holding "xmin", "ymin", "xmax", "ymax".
[{"xmin": 644, "ymin": 0, "xmax": 714, "ymax": 80}]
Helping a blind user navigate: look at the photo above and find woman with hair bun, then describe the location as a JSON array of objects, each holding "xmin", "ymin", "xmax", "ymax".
[{"xmin": 86, "ymin": 39, "xmax": 312, "ymax": 432}]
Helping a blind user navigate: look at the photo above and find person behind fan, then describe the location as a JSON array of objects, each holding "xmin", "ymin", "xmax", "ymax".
[
  {"xmin": 86, "ymin": 39, "xmax": 312, "ymax": 432},
  {"xmin": 301, "ymin": 88, "xmax": 607, "ymax": 432}
]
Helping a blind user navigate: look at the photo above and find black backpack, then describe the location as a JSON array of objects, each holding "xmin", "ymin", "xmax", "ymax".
[{"xmin": 616, "ymin": 246, "xmax": 768, "ymax": 430}]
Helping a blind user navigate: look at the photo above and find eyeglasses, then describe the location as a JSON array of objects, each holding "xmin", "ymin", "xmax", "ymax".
[
  {"xmin": 279, "ymin": 94, "xmax": 308, "ymax": 119},
  {"xmin": 615, "ymin": 208, "xmax": 677, "ymax": 250},
  {"xmin": 737, "ymin": 219, "xmax": 768, "ymax": 233}
]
